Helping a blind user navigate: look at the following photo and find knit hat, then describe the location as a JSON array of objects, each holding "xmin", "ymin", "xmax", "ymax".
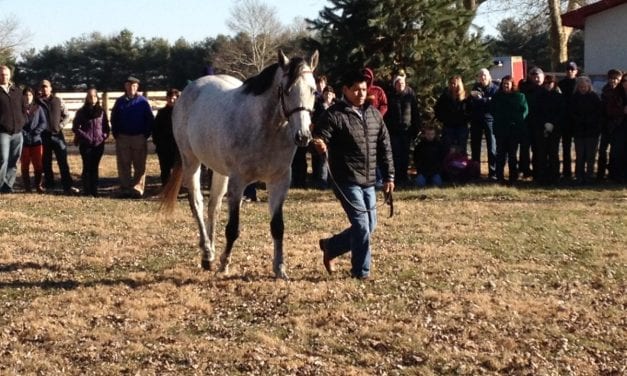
[
  {"xmin": 529, "ymin": 67, "xmax": 544, "ymax": 75},
  {"xmin": 567, "ymin": 61, "xmax": 578, "ymax": 71}
]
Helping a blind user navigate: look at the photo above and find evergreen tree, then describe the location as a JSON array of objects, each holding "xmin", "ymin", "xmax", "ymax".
[{"xmin": 306, "ymin": 0, "xmax": 491, "ymax": 117}]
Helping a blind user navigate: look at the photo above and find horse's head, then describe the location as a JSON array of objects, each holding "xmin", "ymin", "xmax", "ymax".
[{"xmin": 277, "ymin": 50, "xmax": 319, "ymax": 147}]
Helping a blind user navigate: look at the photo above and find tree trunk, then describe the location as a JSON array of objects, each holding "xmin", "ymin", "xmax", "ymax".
[{"xmin": 548, "ymin": 0, "xmax": 580, "ymax": 70}]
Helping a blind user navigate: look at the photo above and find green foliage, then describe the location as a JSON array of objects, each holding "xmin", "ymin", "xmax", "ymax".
[
  {"xmin": 486, "ymin": 17, "xmax": 584, "ymax": 73},
  {"xmin": 17, "ymin": 30, "xmax": 224, "ymax": 91},
  {"xmin": 306, "ymin": 0, "xmax": 491, "ymax": 117}
]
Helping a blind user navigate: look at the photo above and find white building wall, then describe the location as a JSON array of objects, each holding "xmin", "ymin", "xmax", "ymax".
[{"xmin": 584, "ymin": 3, "xmax": 627, "ymax": 76}]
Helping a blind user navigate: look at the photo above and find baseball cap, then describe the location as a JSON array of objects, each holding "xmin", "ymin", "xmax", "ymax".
[
  {"xmin": 40, "ymin": 79, "xmax": 52, "ymax": 88},
  {"xmin": 125, "ymin": 76, "xmax": 140, "ymax": 84}
]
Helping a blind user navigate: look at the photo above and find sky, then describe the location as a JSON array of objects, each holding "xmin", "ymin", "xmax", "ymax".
[{"xmin": 5, "ymin": 0, "xmax": 502, "ymax": 53}]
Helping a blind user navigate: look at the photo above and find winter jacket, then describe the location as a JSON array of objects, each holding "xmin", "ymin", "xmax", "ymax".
[
  {"xmin": 434, "ymin": 92, "xmax": 470, "ymax": 129},
  {"xmin": 0, "ymin": 85, "xmax": 26, "ymax": 134},
  {"xmin": 571, "ymin": 91, "xmax": 602, "ymax": 138},
  {"xmin": 490, "ymin": 91, "xmax": 529, "ymax": 138},
  {"xmin": 520, "ymin": 83, "xmax": 545, "ymax": 130},
  {"xmin": 111, "ymin": 94, "xmax": 154, "ymax": 137},
  {"xmin": 469, "ymin": 81, "xmax": 498, "ymax": 122},
  {"xmin": 38, "ymin": 95, "xmax": 69, "ymax": 134},
  {"xmin": 537, "ymin": 89, "xmax": 565, "ymax": 135},
  {"xmin": 22, "ymin": 104, "xmax": 47, "ymax": 146},
  {"xmin": 152, "ymin": 105, "xmax": 176, "ymax": 153},
  {"xmin": 413, "ymin": 138, "xmax": 446, "ymax": 177},
  {"xmin": 314, "ymin": 100, "xmax": 394, "ymax": 186},
  {"xmin": 72, "ymin": 105, "xmax": 110, "ymax": 147},
  {"xmin": 384, "ymin": 86, "xmax": 420, "ymax": 137}
]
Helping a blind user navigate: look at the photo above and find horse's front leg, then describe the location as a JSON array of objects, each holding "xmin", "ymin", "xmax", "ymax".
[{"xmin": 267, "ymin": 177, "xmax": 290, "ymax": 280}]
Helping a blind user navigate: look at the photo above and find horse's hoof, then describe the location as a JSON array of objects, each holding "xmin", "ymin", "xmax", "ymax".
[
  {"xmin": 217, "ymin": 263, "xmax": 230, "ymax": 275},
  {"xmin": 201, "ymin": 259, "xmax": 212, "ymax": 270},
  {"xmin": 274, "ymin": 266, "xmax": 289, "ymax": 280}
]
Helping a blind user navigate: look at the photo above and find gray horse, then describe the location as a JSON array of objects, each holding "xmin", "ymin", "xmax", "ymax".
[{"xmin": 161, "ymin": 50, "xmax": 319, "ymax": 279}]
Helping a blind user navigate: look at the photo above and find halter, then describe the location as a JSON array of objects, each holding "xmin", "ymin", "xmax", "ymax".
[{"xmin": 277, "ymin": 70, "xmax": 314, "ymax": 119}]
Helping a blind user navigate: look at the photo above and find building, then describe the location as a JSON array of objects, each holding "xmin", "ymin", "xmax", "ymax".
[{"xmin": 562, "ymin": 0, "xmax": 627, "ymax": 82}]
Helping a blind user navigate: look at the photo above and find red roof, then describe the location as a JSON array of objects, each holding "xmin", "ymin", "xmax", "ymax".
[{"xmin": 562, "ymin": 0, "xmax": 627, "ymax": 29}]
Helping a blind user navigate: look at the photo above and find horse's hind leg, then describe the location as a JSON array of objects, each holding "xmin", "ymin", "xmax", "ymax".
[
  {"xmin": 267, "ymin": 178, "xmax": 290, "ymax": 279},
  {"xmin": 218, "ymin": 178, "xmax": 245, "ymax": 275},
  {"xmin": 206, "ymin": 173, "xmax": 228, "ymax": 272},
  {"xmin": 183, "ymin": 160, "xmax": 213, "ymax": 269}
]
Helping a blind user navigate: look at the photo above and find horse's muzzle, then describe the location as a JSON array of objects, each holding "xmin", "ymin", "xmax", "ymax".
[{"xmin": 295, "ymin": 129, "xmax": 312, "ymax": 147}]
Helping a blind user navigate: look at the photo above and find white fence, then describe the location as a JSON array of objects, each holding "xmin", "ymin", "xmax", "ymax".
[{"xmin": 57, "ymin": 91, "xmax": 167, "ymax": 127}]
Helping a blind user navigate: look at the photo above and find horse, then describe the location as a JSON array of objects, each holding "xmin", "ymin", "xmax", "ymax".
[{"xmin": 160, "ymin": 50, "xmax": 319, "ymax": 279}]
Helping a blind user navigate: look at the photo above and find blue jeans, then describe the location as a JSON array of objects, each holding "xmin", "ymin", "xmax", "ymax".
[
  {"xmin": 42, "ymin": 132, "xmax": 74, "ymax": 190},
  {"xmin": 442, "ymin": 126, "xmax": 469, "ymax": 154},
  {"xmin": 470, "ymin": 118, "xmax": 496, "ymax": 177},
  {"xmin": 416, "ymin": 173, "xmax": 442, "ymax": 188},
  {"xmin": 327, "ymin": 184, "xmax": 377, "ymax": 278},
  {"xmin": 0, "ymin": 132, "xmax": 23, "ymax": 192}
]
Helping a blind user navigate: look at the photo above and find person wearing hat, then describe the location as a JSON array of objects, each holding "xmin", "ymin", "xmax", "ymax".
[
  {"xmin": 0, "ymin": 65, "xmax": 26, "ymax": 193},
  {"xmin": 37, "ymin": 78, "xmax": 79, "ymax": 194},
  {"xmin": 558, "ymin": 61, "xmax": 579, "ymax": 180},
  {"xmin": 110, "ymin": 75, "xmax": 154, "ymax": 198}
]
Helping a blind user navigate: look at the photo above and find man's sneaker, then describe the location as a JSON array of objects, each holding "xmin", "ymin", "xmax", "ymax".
[{"xmin": 319, "ymin": 238, "xmax": 335, "ymax": 274}]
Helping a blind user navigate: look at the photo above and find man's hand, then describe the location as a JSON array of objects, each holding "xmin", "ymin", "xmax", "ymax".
[
  {"xmin": 383, "ymin": 181, "xmax": 395, "ymax": 193},
  {"xmin": 311, "ymin": 138, "xmax": 327, "ymax": 155}
]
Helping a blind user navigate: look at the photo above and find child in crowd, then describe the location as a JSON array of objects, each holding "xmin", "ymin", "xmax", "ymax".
[
  {"xmin": 442, "ymin": 145, "xmax": 480, "ymax": 183},
  {"xmin": 413, "ymin": 125, "xmax": 446, "ymax": 187}
]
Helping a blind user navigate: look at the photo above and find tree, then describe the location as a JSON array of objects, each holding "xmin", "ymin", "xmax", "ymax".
[
  {"xmin": 224, "ymin": 0, "xmax": 285, "ymax": 78},
  {"xmin": 0, "ymin": 14, "xmax": 30, "ymax": 65},
  {"xmin": 306, "ymin": 0, "xmax": 491, "ymax": 116},
  {"xmin": 475, "ymin": 0, "xmax": 589, "ymax": 69}
]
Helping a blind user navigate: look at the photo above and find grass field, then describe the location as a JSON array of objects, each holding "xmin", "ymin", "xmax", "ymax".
[{"xmin": 0, "ymin": 147, "xmax": 625, "ymax": 375}]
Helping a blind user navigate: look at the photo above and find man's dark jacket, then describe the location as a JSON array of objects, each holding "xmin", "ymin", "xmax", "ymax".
[
  {"xmin": 0, "ymin": 85, "xmax": 25, "ymax": 134},
  {"xmin": 314, "ymin": 100, "xmax": 394, "ymax": 186}
]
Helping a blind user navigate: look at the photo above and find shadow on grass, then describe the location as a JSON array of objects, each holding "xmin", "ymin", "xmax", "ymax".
[
  {"xmin": 0, "ymin": 262, "xmax": 327, "ymax": 290},
  {"xmin": 0, "ymin": 261, "xmax": 63, "ymax": 273}
]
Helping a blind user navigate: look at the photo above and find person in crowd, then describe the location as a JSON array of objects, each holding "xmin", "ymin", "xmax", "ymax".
[
  {"xmin": 312, "ymin": 69, "xmax": 395, "ymax": 280},
  {"xmin": 571, "ymin": 76, "xmax": 602, "ymax": 185},
  {"xmin": 111, "ymin": 76, "xmax": 154, "ymax": 198},
  {"xmin": 72, "ymin": 88, "xmax": 110, "ymax": 197},
  {"xmin": 434, "ymin": 75, "xmax": 471, "ymax": 154},
  {"xmin": 38, "ymin": 79, "xmax": 79, "ymax": 194},
  {"xmin": 519, "ymin": 67, "xmax": 545, "ymax": 180},
  {"xmin": 315, "ymin": 75, "xmax": 327, "ymax": 98},
  {"xmin": 21, "ymin": 87, "xmax": 47, "ymax": 193},
  {"xmin": 606, "ymin": 73, "xmax": 627, "ymax": 182},
  {"xmin": 153, "ymin": 88, "xmax": 180, "ymax": 187},
  {"xmin": 598, "ymin": 69, "xmax": 622, "ymax": 180},
  {"xmin": 558, "ymin": 61, "xmax": 579, "ymax": 180},
  {"xmin": 384, "ymin": 73, "xmax": 420, "ymax": 185},
  {"xmin": 0, "ymin": 65, "xmax": 25, "ymax": 193},
  {"xmin": 535, "ymin": 75, "xmax": 565, "ymax": 185},
  {"xmin": 469, "ymin": 68, "xmax": 498, "ymax": 180},
  {"xmin": 310, "ymin": 85, "xmax": 336, "ymax": 189},
  {"xmin": 442, "ymin": 145, "xmax": 480, "ymax": 183},
  {"xmin": 362, "ymin": 68, "xmax": 388, "ymax": 116},
  {"xmin": 491, "ymin": 75, "xmax": 529, "ymax": 184},
  {"xmin": 413, "ymin": 125, "xmax": 446, "ymax": 188}
]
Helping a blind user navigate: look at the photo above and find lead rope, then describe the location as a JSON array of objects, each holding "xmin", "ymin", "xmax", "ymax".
[{"xmin": 322, "ymin": 151, "xmax": 394, "ymax": 217}]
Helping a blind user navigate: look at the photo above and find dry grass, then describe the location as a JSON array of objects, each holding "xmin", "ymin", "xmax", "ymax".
[{"xmin": 0, "ymin": 144, "xmax": 625, "ymax": 375}]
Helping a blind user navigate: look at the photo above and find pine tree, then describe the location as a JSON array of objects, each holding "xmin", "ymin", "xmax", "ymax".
[{"xmin": 306, "ymin": 0, "xmax": 491, "ymax": 117}]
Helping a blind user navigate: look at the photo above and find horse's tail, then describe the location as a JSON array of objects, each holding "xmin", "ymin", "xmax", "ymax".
[{"xmin": 159, "ymin": 160, "xmax": 183, "ymax": 216}]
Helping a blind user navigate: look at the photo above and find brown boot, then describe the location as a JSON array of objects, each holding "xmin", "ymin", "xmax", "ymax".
[
  {"xmin": 34, "ymin": 172, "xmax": 45, "ymax": 193},
  {"xmin": 22, "ymin": 175, "xmax": 32, "ymax": 193}
]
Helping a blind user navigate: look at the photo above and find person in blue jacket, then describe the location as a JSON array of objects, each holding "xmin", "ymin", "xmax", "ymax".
[
  {"xmin": 21, "ymin": 87, "xmax": 47, "ymax": 193},
  {"xmin": 111, "ymin": 76, "xmax": 154, "ymax": 198},
  {"xmin": 469, "ymin": 68, "xmax": 498, "ymax": 180}
]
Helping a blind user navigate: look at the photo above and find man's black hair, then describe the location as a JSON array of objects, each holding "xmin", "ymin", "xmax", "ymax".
[{"xmin": 341, "ymin": 69, "xmax": 368, "ymax": 88}]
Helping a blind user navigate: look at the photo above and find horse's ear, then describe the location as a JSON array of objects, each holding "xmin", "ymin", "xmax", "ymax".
[
  {"xmin": 310, "ymin": 50, "xmax": 319, "ymax": 71},
  {"xmin": 278, "ymin": 50, "xmax": 289, "ymax": 70}
]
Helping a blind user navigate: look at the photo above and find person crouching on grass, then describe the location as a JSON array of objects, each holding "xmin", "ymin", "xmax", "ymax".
[{"xmin": 312, "ymin": 69, "xmax": 395, "ymax": 280}]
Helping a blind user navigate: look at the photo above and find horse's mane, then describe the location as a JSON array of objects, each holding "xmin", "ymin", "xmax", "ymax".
[{"xmin": 242, "ymin": 57, "xmax": 308, "ymax": 96}]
